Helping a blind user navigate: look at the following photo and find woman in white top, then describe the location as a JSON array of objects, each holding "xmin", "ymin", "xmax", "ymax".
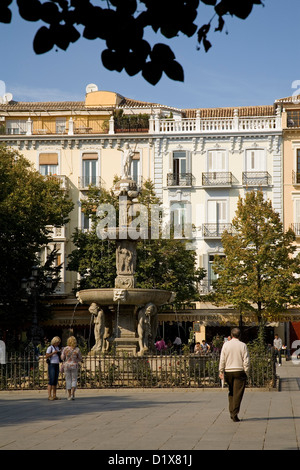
[{"xmin": 46, "ymin": 336, "xmax": 61, "ymax": 401}]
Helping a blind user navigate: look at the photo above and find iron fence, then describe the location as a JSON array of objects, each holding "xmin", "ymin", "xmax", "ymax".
[{"xmin": 0, "ymin": 352, "xmax": 276, "ymax": 390}]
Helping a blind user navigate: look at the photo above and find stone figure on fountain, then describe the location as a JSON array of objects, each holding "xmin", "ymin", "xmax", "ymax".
[
  {"xmin": 137, "ymin": 302, "xmax": 158, "ymax": 356},
  {"xmin": 89, "ymin": 303, "xmax": 112, "ymax": 354},
  {"xmin": 121, "ymin": 144, "xmax": 135, "ymax": 179}
]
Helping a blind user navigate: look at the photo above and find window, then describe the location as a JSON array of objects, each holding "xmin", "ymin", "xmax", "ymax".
[
  {"xmin": 39, "ymin": 153, "xmax": 59, "ymax": 175},
  {"xmin": 173, "ymin": 151, "xmax": 187, "ymax": 175},
  {"xmin": 296, "ymin": 150, "xmax": 300, "ymax": 184},
  {"xmin": 82, "ymin": 153, "xmax": 98, "ymax": 187},
  {"xmin": 208, "ymin": 150, "xmax": 226, "ymax": 171},
  {"xmin": 245, "ymin": 149, "xmax": 265, "ymax": 171},
  {"xmin": 82, "ymin": 212, "xmax": 91, "ymax": 231},
  {"xmin": 207, "ymin": 200, "xmax": 227, "ymax": 224},
  {"xmin": 170, "ymin": 202, "xmax": 192, "ymax": 238},
  {"xmin": 6, "ymin": 120, "xmax": 27, "ymax": 135},
  {"xmin": 56, "ymin": 118, "xmax": 66, "ymax": 134},
  {"xmin": 130, "ymin": 152, "xmax": 140, "ymax": 184},
  {"xmin": 168, "ymin": 151, "xmax": 192, "ymax": 186},
  {"xmin": 208, "ymin": 254, "xmax": 225, "ymax": 288},
  {"xmin": 287, "ymin": 111, "xmax": 300, "ymax": 128}
]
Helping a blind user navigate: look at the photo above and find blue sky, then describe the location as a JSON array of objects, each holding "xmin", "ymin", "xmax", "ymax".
[{"xmin": 0, "ymin": 0, "xmax": 299, "ymax": 109}]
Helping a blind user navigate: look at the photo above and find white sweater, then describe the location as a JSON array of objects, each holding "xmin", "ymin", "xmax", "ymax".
[{"xmin": 219, "ymin": 338, "xmax": 250, "ymax": 374}]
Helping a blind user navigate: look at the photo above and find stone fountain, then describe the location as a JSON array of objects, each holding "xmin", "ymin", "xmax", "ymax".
[{"xmin": 76, "ymin": 145, "xmax": 175, "ymax": 355}]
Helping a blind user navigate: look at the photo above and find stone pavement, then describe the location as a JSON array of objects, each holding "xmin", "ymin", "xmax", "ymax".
[{"xmin": 0, "ymin": 359, "xmax": 300, "ymax": 453}]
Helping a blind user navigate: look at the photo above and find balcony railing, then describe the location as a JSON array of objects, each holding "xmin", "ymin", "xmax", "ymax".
[
  {"xmin": 167, "ymin": 173, "xmax": 194, "ymax": 187},
  {"xmin": 78, "ymin": 176, "xmax": 103, "ymax": 190},
  {"xmin": 291, "ymin": 223, "xmax": 300, "ymax": 236},
  {"xmin": 202, "ymin": 172, "xmax": 233, "ymax": 186},
  {"xmin": 0, "ymin": 110, "xmax": 281, "ymax": 137},
  {"xmin": 202, "ymin": 223, "xmax": 233, "ymax": 238},
  {"xmin": 242, "ymin": 171, "xmax": 271, "ymax": 187}
]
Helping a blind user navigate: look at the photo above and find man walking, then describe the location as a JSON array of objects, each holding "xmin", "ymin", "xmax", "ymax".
[
  {"xmin": 219, "ymin": 328, "xmax": 250, "ymax": 422},
  {"xmin": 273, "ymin": 334, "xmax": 282, "ymax": 366}
]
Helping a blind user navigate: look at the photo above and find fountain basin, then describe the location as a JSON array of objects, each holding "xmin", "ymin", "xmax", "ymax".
[{"xmin": 77, "ymin": 288, "xmax": 175, "ymax": 306}]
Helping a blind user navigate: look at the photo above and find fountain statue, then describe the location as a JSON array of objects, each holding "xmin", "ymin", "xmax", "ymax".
[{"xmin": 76, "ymin": 145, "xmax": 175, "ymax": 355}]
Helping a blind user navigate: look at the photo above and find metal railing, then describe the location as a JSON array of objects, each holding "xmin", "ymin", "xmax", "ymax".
[
  {"xmin": 202, "ymin": 172, "xmax": 233, "ymax": 186},
  {"xmin": 242, "ymin": 171, "xmax": 271, "ymax": 186},
  {"xmin": 167, "ymin": 173, "xmax": 195, "ymax": 187},
  {"xmin": 0, "ymin": 352, "xmax": 276, "ymax": 390},
  {"xmin": 202, "ymin": 223, "xmax": 233, "ymax": 238}
]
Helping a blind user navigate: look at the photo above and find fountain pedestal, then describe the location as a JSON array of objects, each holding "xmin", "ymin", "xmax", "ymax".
[{"xmin": 76, "ymin": 165, "xmax": 175, "ymax": 356}]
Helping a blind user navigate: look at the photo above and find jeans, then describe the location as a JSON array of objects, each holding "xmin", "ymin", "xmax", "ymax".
[{"xmin": 48, "ymin": 363, "xmax": 59, "ymax": 386}]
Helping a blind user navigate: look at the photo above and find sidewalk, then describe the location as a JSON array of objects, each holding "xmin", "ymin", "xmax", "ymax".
[{"xmin": 0, "ymin": 359, "xmax": 300, "ymax": 451}]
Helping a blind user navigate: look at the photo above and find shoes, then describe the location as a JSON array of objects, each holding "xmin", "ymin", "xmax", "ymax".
[
  {"xmin": 48, "ymin": 396, "xmax": 54, "ymax": 401},
  {"xmin": 67, "ymin": 396, "xmax": 72, "ymax": 401},
  {"xmin": 231, "ymin": 415, "xmax": 240, "ymax": 422},
  {"xmin": 53, "ymin": 396, "xmax": 61, "ymax": 400}
]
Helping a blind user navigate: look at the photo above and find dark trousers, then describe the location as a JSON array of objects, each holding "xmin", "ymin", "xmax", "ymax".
[
  {"xmin": 224, "ymin": 371, "xmax": 247, "ymax": 418},
  {"xmin": 274, "ymin": 349, "xmax": 282, "ymax": 364}
]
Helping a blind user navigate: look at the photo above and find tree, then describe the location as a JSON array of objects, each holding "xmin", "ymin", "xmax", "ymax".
[
  {"xmin": 0, "ymin": 145, "xmax": 74, "ymax": 328},
  {"xmin": 1, "ymin": 0, "xmax": 263, "ymax": 85},
  {"xmin": 67, "ymin": 178, "xmax": 205, "ymax": 303},
  {"xmin": 210, "ymin": 190, "xmax": 300, "ymax": 327}
]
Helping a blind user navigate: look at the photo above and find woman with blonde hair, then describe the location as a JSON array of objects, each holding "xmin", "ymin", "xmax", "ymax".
[
  {"xmin": 46, "ymin": 336, "xmax": 61, "ymax": 400},
  {"xmin": 61, "ymin": 336, "xmax": 82, "ymax": 400}
]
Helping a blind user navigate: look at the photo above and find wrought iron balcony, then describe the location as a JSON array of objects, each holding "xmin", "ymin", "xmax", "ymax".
[
  {"xmin": 242, "ymin": 171, "xmax": 271, "ymax": 187},
  {"xmin": 202, "ymin": 223, "xmax": 233, "ymax": 238},
  {"xmin": 291, "ymin": 223, "xmax": 300, "ymax": 236},
  {"xmin": 78, "ymin": 176, "xmax": 103, "ymax": 190},
  {"xmin": 167, "ymin": 173, "xmax": 194, "ymax": 187},
  {"xmin": 202, "ymin": 172, "xmax": 233, "ymax": 186}
]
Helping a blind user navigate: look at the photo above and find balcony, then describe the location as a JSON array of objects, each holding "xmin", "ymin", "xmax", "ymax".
[
  {"xmin": 202, "ymin": 223, "xmax": 233, "ymax": 238},
  {"xmin": 167, "ymin": 173, "xmax": 194, "ymax": 187},
  {"xmin": 202, "ymin": 172, "xmax": 233, "ymax": 187},
  {"xmin": 78, "ymin": 176, "xmax": 103, "ymax": 190},
  {"xmin": 291, "ymin": 223, "xmax": 300, "ymax": 236},
  {"xmin": 242, "ymin": 171, "xmax": 271, "ymax": 187}
]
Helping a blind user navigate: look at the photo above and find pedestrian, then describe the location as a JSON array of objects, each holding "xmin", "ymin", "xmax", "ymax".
[
  {"xmin": 155, "ymin": 336, "xmax": 167, "ymax": 353},
  {"xmin": 173, "ymin": 336, "xmax": 182, "ymax": 353},
  {"xmin": 273, "ymin": 334, "xmax": 282, "ymax": 366},
  {"xmin": 194, "ymin": 342, "xmax": 201, "ymax": 355},
  {"xmin": 61, "ymin": 336, "xmax": 82, "ymax": 400},
  {"xmin": 219, "ymin": 327, "xmax": 250, "ymax": 422},
  {"xmin": 46, "ymin": 336, "xmax": 61, "ymax": 401},
  {"xmin": 200, "ymin": 339, "xmax": 210, "ymax": 355}
]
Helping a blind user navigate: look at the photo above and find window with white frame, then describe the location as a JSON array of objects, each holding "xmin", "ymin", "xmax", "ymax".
[
  {"xmin": 207, "ymin": 199, "xmax": 227, "ymax": 224},
  {"xmin": 82, "ymin": 152, "xmax": 98, "ymax": 187},
  {"xmin": 170, "ymin": 202, "xmax": 192, "ymax": 238},
  {"xmin": 130, "ymin": 152, "xmax": 140, "ymax": 184},
  {"xmin": 39, "ymin": 153, "xmax": 59, "ymax": 175},
  {"xmin": 208, "ymin": 150, "xmax": 226, "ymax": 171},
  {"xmin": 245, "ymin": 149, "xmax": 265, "ymax": 171},
  {"xmin": 6, "ymin": 120, "xmax": 27, "ymax": 135},
  {"xmin": 56, "ymin": 117, "xmax": 66, "ymax": 134},
  {"xmin": 294, "ymin": 198, "xmax": 300, "ymax": 235}
]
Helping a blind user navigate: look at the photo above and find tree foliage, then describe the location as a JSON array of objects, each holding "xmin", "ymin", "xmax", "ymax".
[
  {"xmin": 210, "ymin": 190, "xmax": 300, "ymax": 324},
  {"xmin": 0, "ymin": 145, "xmax": 74, "ymax": 326},
  {"xmin": 1, "ymin": 0, "xmax": 263, "ymax": 84},
  {"xmin": 67, "ymin": 178, "xmax": 205, "ymax": 302}
]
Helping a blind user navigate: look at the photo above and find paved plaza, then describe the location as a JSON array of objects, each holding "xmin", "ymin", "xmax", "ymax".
[{"xmin": 0, "ymin": 360, "xmax": 300, "ymax": 453}]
